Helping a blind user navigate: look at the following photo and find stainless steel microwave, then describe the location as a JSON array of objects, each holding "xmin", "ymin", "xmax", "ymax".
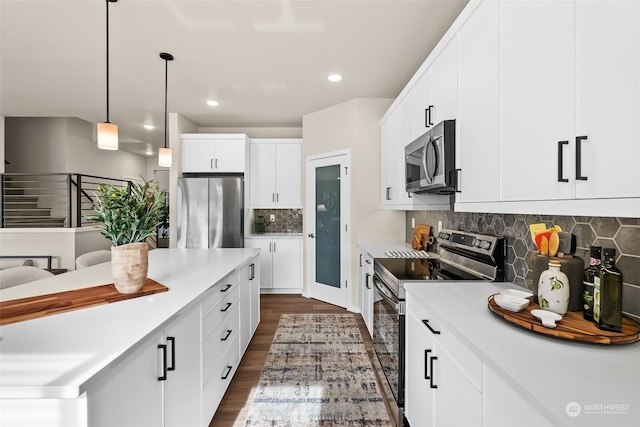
[{"xmin": 405, "ymin": 119, "xmax": 457, "ymax": 194}]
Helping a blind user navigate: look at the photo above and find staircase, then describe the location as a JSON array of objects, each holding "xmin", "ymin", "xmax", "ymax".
[{"xmin": 2, "ymin": 177, "xmax": 67, "ymax": 228}]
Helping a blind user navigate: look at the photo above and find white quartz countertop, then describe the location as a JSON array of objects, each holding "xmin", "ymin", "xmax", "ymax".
[
  {"xmin": 0, "ymin": 248, "xmax": 258, "ymax": 399},
  {"xmin": 405, "ymin": 281, "xmax": 640, "ymax": 427}
]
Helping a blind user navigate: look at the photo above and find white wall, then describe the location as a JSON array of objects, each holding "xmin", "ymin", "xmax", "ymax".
[
  {"xmin": 302, "ymin": 98, "xmax": 405, "ymax": 310},
  {"xmin": 4, "ymin": 117, "xmax": 148, "ymax": 179}
]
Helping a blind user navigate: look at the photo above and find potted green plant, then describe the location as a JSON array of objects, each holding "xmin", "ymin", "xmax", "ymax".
[{"xmin": 87, "ymin": 179, "xmax": 166, "ymax": 294}]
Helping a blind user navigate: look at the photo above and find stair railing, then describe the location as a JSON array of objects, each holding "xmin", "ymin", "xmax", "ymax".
[{"xmin": 0, "ymin": 173, "xmax": 131, "ymax": 228}]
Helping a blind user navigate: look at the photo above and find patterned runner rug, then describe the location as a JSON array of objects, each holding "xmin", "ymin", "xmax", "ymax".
[{"xmin": 245, "ymin": 313, "xmax": 393, "ymax": 426}]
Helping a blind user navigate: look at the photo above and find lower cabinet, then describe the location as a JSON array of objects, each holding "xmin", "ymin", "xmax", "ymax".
[
  {"xmin": 245, "ymin": 237, "xmax": 302, "ymax": 290},
  {"xmin": 483, "ymin": 364, "xmax": 553, "ymax": 427},
  {"xmin": 405, "ymin": 299, "xmax": 482, "ymax": 427},
  {"xmin": 358, "ymin": 249, "xmax": 374, "ymax": 338},
  {"xmin": 87, "ymin": 300, "xmax": 201, "ymax": 427},
  {"xmin": 87, "ymin": 255, "xmax": 260, "ymax": 427}
]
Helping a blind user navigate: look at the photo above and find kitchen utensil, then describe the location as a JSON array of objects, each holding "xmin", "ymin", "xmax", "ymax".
[
  {"xmin": 548, "ymin": 232, "xmax": 560, "ymax": 257},
  {"xmin": 531, "ymin": 309, "xmax": 563, "ymax": 328},
  {"xmin": 529, "ymin": 223, "xmax": 547, "ymax": 245},
  {"xmin": 412, "ymin": 224, "xmax": 431, "ymax": 250},
  {"xmin": 557, "ymin": 232, "xmax": 577, "ymax": 256}
]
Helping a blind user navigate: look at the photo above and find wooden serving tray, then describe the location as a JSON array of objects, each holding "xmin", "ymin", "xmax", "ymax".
[
  {"xmin": 488, "ymin": 295, "xmax": 640, "ymax": 345},
  {"xmin": 0, "ymin": 279, "xmax": 168, "ymax": 326}
]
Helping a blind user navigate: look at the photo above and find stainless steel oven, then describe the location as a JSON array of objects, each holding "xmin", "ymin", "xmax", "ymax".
[{"xmin": 372, "ymin": 230, "xmax": 504, "ymax": 427}]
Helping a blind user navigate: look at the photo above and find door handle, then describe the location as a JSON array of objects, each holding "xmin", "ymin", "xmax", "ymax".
[
  {"xmin": 308, "ymin": 233, "xmax": 315, "ymax": 238},
  {"xmin": 167, "ymin": 336, "xmax": 175, "ymax": 371},
  {"xmin": 557, "ymin": 140, "xmax": 569, "ymax": 182},
  {"xmin": 424, "ymin": 349, "xmax": 432, "ymax": 379},
  {"xmin": 576, "ymin": 135, "xmax": 588, "ymax": 181},
  {"xmin": 429, "ymin": 356, "xmax": 438, "ymax": 389},
  {"xmin": 386, "ymin": 187, "xmax": 391, "ymax": 201},
  {"xmin": 158, "ymin": 344, "xmax": 167, "ymax": 381},
  {"xmin": 365, "ymin": 273, "xmax": 371, "ymax": 289}
]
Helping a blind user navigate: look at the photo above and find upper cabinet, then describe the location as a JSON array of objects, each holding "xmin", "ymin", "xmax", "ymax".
[
  {"xmin": 499, "ymin": 0, "xmax": 640, "ymax": 208},
  {"xmin": 182, "ymin": 134, "xmax": 249, "ymax": 173},
  {"xmin": 456, "ymin": 0, "xmax": 500, "ymax": 203},
  {"xmin": 574, "ymin": 1, "xmax": 640, "ymax": 200},
  {"xmin": 249, "ymin": 139, "xmax": 302, "ymax": 208},
  {"xmin": 499, "ymin": 0, "xmax": 576, "ymax": 202}
]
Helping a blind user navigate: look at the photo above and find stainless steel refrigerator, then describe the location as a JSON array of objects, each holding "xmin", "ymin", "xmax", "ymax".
[{"xmin": 177, "ymin": 175, "xmax": 244, "ymax": 248}]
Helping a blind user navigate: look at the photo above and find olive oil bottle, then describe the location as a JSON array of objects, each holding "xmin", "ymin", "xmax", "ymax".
[
  {"xmin": 595, "ymin": 248, "xmax": 623, "ymax": 332},
  {"xmin": 582, "ymin": 246, "xmax": 601, "ymax": 321}
]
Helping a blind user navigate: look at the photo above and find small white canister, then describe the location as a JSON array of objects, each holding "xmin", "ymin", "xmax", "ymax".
[{"xmin": 537, "ymin": 259, "xmax": 570, "ymax": 315}]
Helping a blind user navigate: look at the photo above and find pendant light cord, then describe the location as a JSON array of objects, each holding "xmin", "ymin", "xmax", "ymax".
[
  {"xmin": 164, "ymin": 58, "xmax": 168, "ymax": 149},
  {"xmin": 105, "ymin": 0, "xmax": 111, "ymax": 123}
]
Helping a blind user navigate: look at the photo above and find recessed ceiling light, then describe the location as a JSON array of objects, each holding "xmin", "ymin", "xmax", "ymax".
[
  {"xmin": 144, "ymin": 124, "xmax": 155, "ymax": 130},
  {"xmin": 206, "ymin": 100, "xmax": 219, "ymax": 107},
  {"xmin": 327, "ymin": 74, "xmax": 342, "ymax": 82}
]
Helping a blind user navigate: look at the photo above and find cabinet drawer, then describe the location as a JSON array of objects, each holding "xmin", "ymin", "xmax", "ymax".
[
  {"xmin": 202, "ymin": 301, "xmax": 240, "ymax": 384},
  {"xmin": 201, "ymin": 271, "xmax": 240, "ymax": 317},
  {"xmin": 407, "ymin": 300, "xmax": 482, "ymax": 391},
  {"xmin": 202, "ymin": 334, "xmax": 241, "ymax": 423},
  {"xmin": 202, "ymin": 284, "xmax": 240, "ymax": 340}
]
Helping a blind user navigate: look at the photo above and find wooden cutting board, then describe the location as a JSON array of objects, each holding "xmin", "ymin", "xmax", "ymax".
[
  {"xmin": 488, "ymin": 295, "xmax": 640, "ymax": 345},
  {"xmin": 0, "ymin": 279, "xmax": 168, "ymax": 326},
  {"xmin": 412, "ymin": 224, "xmax": 432, "ymax": 250}
]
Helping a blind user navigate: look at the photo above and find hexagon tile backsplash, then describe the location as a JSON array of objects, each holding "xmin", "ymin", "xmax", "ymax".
[{"xmin": 406, "ymin": 211, "xmax": 640, "ymax": 322}]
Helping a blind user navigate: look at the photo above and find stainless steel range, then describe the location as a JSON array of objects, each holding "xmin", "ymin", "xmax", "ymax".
[{"xmin": 372, "ymin": 229, "xmax": 505, "ymax": 426}]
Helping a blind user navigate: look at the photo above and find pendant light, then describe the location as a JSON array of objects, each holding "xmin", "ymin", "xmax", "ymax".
[
  {"xmin": 158, "ymin": 52, "xmax": 174, "ymax": 167},
  {"xmin": 97, "ymin": 0, "xmax": 119, "ymax": 150}
]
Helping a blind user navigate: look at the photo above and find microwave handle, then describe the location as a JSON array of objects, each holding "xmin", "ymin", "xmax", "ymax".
[{"xmin": 422, "ymin": 139, "xmax": 432, "ymax": 184}]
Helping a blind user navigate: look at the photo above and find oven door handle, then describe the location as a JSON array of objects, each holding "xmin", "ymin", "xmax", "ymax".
[{"xmin": 373, "ymin": 274, "xmax": 399, "ymax": 307}]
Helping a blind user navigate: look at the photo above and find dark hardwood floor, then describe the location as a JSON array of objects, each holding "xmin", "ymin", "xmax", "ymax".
[{"xmin": 208, "ymin": 294, "xmax": 377, "ymax": 427}]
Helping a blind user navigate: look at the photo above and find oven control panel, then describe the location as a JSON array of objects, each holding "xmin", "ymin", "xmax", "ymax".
[{"xmin": 437, "ymin": 228, "xmax": 502, "ymax": 258}]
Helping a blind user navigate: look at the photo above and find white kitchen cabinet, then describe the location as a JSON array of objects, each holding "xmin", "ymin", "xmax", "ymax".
[
  {"xmin": 182, "ymin": 134, "xmax": 248, "ymax": 173},
  {"xmin": 88, "ymin": 300, "xmax": 201, "ymax": 427},
  {"xmin": 249, "ymin": 139, "xmax": 302, "ymax": 207},
  {"xmin": 201, "ymin": 270, "xmax": 241, "ymax": 425},
  {"xmin": 429, "ymin": 35, "xmax": 458, "ymax": 126},
  {"xmin": 483, "ymin": 363, "xmax": 553, "ymax": 427},
  {"xmin": 240, "ymin": 259, "xmax": 260, "ymax": 353},
  {"xmin": 358, "ymin": 249, "xmax": 374, "ymax": 338},
  {"xmin": 245, "ymin": 236, "xmax": 302, "ymax": 291},
  {"xmin": 456, "ymin": 0, "xmax": 500, "ymax": 203},
  {"xmin": 405, "ymin": 299, "xmax": 482, "ymax": 427},
  {"xmin": 574, "ymin": 1, "xmax": 640, "ymax": 199},
  {"xmin": 500, "ymin": 0, "xmax": 576, "ymax": 202},
  {"xmin": 409, "ymin": 68, "xmax": 432, "ymax": 144}
]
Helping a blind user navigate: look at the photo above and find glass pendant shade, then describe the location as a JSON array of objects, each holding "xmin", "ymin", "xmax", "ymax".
[
  {"xmin": 158, "ymin": 147, "xmax": 173, "ymax": 167},
  {"xmin": 97, "ymin": 122, "xmax": 119, "ymax": 150}
]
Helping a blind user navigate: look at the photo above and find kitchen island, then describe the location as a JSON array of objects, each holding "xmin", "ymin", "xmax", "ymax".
[
  {"xmin": 0, "ymin": 248, "xmax": 260, "ymax": 427},
  {"xmin": 404, "ymin": 281, "xmax": 640, "ymax": 427}
]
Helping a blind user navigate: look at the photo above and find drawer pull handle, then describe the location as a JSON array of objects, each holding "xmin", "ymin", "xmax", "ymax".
[
  {"xmin": 221, "ymin": 284, "xmax": 232, "ymax": 292},
  {"xmin": 249, "ymin": 263, "xmax": 255, "ymax": 280},
  {"xmin": 557, "ymin": 140, "xmax": 569, "ymax": 182},
  {"xmin": 221, "ymin": 365, "xmax": 233, "ymax": 380},
  {"xmin": 158, "ymin": 344, "xmax": 167, "ymax": 381},
  {"xmin": 576, "ymin": 135, "xmax": 588, "ymax": 181},
  {"xmin": 429, "ymin": 356, "xmax": 438, "ymax": 389},
  {"xmin": 422, "ymin": 319, "xmax": 441, "ymax": 335},
  {"xmin": 221, "ymin": 329, "xmax": 232, "ymax": 341},
  {"xmin": 167, "ymin": 336, "xmax": 176, "ymax": 371},
  {"xmin": 221, "ymin": 302, "xmax": 232, "ymax": 312}
]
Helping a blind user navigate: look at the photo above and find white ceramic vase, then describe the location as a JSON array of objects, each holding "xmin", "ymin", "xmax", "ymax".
[
  {"xmin": 537, "ymin": 260, "xmax": 569, "ymax": 315},
  {"xmin": 111, "ymin": 242, "xmax": 148, "ymax": 294}
]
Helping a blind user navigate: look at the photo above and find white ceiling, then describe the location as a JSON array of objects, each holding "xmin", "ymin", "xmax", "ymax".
[{"xmin": 1, "ymin": 0, "xmax": 468, "ymax": 156}]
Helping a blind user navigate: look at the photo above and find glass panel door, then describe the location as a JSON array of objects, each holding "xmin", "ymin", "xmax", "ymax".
[{"xmin": 315, "ymin": 164, "xmax": 341, "ymax": 288}]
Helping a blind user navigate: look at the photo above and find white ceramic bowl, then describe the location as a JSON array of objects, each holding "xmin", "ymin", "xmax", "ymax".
[
  {"xmin": 531, "ymin": 309, "xmax": 563, "ymax": 328},
  {"xmin": 500, "ymin": 288, "xmax": 534, "ymax": 299},
  {"xmin": 494, "ymin": 294, "xmax": 530, "ymax": 312}
]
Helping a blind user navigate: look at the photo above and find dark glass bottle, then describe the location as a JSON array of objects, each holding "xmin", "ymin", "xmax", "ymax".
[
  {"xmin": 595, "ymin": 248, "xmax": 623, "ymax": 332},
  {"xmin": 582, "ymin": 246, "xmax": 601, "ymax": 321}
]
